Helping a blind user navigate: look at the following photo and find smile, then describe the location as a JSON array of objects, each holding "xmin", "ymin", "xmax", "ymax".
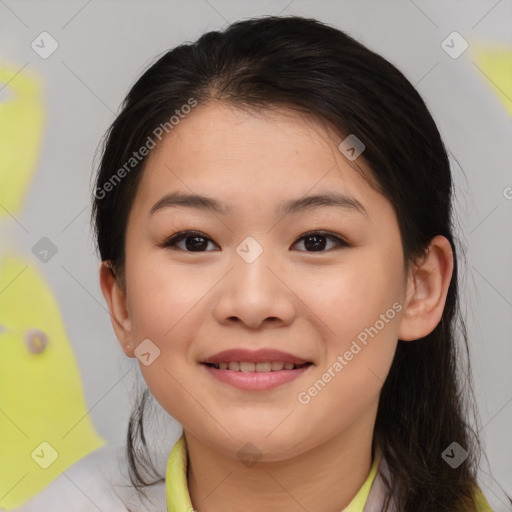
[
  {"xmin": 201, "ymin": 361, "xmax": 313, "ymax": 391},
  {"xmin": 203, "ymin": 361, "xmax": 312, "ymax": 372}
]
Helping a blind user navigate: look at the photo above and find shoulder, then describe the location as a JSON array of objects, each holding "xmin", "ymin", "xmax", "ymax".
[
  {"xmin": 473, "ymin": 485, "xmax": 495, "ymax": 512},
  {"xmin": 368, "ymin": 454, "xmax": 495, "ymax": 512},
  {"xmin": 11, "ymin": 443, "xmax": 166, "ymax": 512}
]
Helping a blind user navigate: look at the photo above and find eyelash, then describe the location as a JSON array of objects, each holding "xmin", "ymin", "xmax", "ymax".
[{"xmin": 160, "ymin": 230, "xmax": 350, "ymax": 253}]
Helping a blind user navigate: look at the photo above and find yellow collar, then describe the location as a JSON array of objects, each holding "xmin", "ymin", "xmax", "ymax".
[{"xmin": 166, "ymin": 435, "xmax": 382, "ymax": 512}]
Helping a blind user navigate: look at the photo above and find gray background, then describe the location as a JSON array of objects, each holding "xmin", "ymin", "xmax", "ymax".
[{"xmin": 1, "ymin": 0, "xmax": 511, "ymax": 510}]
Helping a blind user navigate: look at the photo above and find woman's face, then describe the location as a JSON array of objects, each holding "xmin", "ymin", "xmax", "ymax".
[{"xmin": 118, "ymin": 101, "xmax": 410, "ymax": 460}]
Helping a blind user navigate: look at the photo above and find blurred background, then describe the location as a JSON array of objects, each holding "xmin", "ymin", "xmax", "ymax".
[{"xmin": 0, "ymin": 0, "xmax": 511, "ymax": 510}]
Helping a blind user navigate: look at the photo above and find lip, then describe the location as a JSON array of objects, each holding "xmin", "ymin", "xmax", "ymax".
[
  {"xmin": 201, "ymin": 363, "xmax": 312, "ymax": 391},
  {"xmin": 201, "ymin": 348, "xmax": 310, "ymax": 365}
]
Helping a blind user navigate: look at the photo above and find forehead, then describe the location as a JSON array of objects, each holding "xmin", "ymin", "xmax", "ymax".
[{"xmin": 132, "ymin": 101, "xmax": 382, "ymax": 218}]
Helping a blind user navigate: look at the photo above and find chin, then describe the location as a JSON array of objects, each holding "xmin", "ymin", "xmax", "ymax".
[{"xmin": 226, "ymin": 430, "xmax": 306, "ymax": 461}]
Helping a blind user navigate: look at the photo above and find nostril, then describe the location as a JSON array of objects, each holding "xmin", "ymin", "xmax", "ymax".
[{"xmin": 25, "ymin": 329, "xmax": 48, "ymax": 354}]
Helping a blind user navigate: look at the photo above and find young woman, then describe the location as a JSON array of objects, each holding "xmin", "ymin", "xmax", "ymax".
[{"xmin": 17, "ymin": 14, "xmax": 497, "ymax": 512}]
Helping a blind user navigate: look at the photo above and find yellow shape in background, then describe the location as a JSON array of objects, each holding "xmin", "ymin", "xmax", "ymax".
[
  {"xmin": 0, "ymin": 254, "xmax": 106, "ymax": 509},
  {"xmin": 471, "ymin": 44, "xmax": 512, "ymax": 117},
  {"xmin": 0, "ymin": 66, "xmax": 105, "ymax": 508},
  {"xmin": 0, "ymin": 65, "xmax": 45, "ymax": 215}
]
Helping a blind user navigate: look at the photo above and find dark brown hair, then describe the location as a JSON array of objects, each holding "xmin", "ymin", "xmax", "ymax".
[{"xmin": 92, "ymin": 15, "xmax": 486, "ymax": 511}]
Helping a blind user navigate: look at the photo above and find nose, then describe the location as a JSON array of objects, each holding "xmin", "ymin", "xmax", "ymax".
[{"xmin": 212, "ymin": 246, "xmax": 296, "ymax": 330}]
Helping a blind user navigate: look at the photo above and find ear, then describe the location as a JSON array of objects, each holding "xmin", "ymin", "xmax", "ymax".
[
  {"xmin": 398, "ymin": 235, "xmax": 454, "ymax": 341},
  {"xmin": 99, "ymin": 261, "xmax": 135, "ymax": 357}
]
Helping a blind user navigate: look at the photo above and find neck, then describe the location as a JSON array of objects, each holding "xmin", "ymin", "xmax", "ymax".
[{"xmin": 185, "ymin": 405, "xmax": 377, "ymax": 512}]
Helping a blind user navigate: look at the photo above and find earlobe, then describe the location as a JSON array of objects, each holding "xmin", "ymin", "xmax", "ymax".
[
  {"xmin": 99, "ymin": 261, "xmax": 135, "ymax": 357},
  {"xmin": 398, "ymin": 235, "xmax": 454, "ymax": 342}
]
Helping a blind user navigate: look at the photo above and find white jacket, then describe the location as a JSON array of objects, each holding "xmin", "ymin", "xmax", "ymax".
[
  {"xmin": 12, "ymin": 442, "xmax": 168, "ymax": 512},
  {"xmin": 11, "ymin": 438, "xmax": 494, "ymax": 512}
]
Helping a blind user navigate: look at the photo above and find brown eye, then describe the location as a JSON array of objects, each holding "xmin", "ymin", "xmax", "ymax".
[
  {"xmin": 162, "ymin": 231, "xmax": 218, "ymax": 252},
  {"xmin": 160, "ymin": 230, "xmax": 349, "ymax": 253},
  {"xmin": 292, "ymin": 231, "xmax": 349, "ymax": 252}
]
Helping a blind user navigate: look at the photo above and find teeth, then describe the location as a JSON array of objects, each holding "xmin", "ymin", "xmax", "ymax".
[
  {"xmin": 240, "ymin": 362, "xmax": 255, "ymax": 373},
  {"xmin": 210, "ymin": 361, "xmax": 308, "ymax": 372},
  {"xmin": 256, "ymin": 362, "xmax": 272, "ymax": 372}
]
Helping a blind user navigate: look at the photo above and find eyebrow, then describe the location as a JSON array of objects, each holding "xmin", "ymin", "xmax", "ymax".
[{"xmin": 149, "ymin": 191, "xmax": 368, "ymax": 218}]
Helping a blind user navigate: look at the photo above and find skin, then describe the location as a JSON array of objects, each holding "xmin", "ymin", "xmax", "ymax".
[{"xmin": 99, "ymin": 100, "xmax": 454, "ymax": 512}]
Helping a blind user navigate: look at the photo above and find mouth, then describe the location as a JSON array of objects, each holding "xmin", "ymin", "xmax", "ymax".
[
  {"xmin": 200, "ymin": 348, "xmax": 313, "ymax": 367},
  {"xmin": 199, "ymin": 348, "xmax": 314, "ymax": 390},
  {"xmin": 201, "ymin": 361, "xmax": 313, "ymax": 372},
  {"xmin": 199, "ymin": 348, "xmax": 315, "ymax": 391}
]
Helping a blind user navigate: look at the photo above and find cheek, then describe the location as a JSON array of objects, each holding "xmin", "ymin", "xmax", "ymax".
[
  {"xmin": 296, "ymin": 295, "xmax": 400, "ymax": 441},
  {"xmin": 125, "ymin": 251, "xmax": 212, "ymax": 340},
  {"xmin": 124, "ymin": 253, "xmax": 216, "ymax": 420},
  {"xmin": 293, "ymin": 252, "xmax": 401, "ymax": 343},
  {"xmin": 294, "ymin": 249, "xmax": 403, "ymax": 406},
  {"xmin": 137, "ymin": 359, "xmax": 205, "ymax": 437}
]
